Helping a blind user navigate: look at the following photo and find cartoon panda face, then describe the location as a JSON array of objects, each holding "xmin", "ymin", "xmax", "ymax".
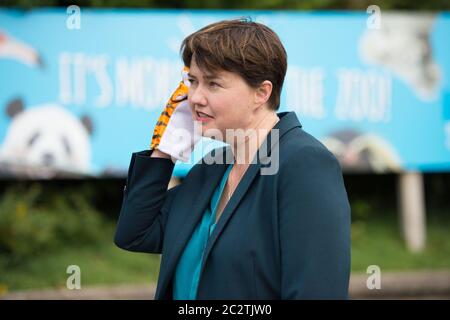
[{"xmin": 0, "ymin": 98, "xmax": 93, "ymax": 177}]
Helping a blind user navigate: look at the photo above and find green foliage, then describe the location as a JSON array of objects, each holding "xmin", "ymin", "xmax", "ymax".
[
  {"xmin": 351, "ymin": 197, "xmax": 373, "ymax": 222},
  {"xmin": 351, "ymin": 210, "xmax": 450, "ymax": 271},
  {"xmin": 0, "ymin": 183, "xmax": 109, "ymax": 264},
  {"xmin": 1, "ymin": 209, "xmax": 449, "ymax": 292},
  {"xmin": 0, "ymin": 241, "xmax": 160, "ymax": 292}
]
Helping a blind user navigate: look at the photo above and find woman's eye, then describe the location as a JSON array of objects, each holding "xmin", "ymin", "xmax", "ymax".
[
  {"xmin": 188, "ymin": 78, "xmax": 197, "ymax": 85},
  {"xmin": 209, "ymin": 82, "xmax": 220, "ymax": 88}
]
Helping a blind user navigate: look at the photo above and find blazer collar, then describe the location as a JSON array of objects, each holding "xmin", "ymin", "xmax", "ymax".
[
  {"xmin": 155, "ymin": 111, "xmax": 302, "ymax": 299},
  {"xmin": 198, "ymin": 111, "xmax": 302, "ymax": 275}
]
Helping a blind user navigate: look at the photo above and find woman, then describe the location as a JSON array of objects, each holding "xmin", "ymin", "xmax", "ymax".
[{"xmin": 114, "ymin": 18, "xmax": 351, "ymax": 300}]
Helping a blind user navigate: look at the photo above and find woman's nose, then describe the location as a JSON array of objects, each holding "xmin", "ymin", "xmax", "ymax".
[{"xmin": 188, "ymin": 87, "xmax": 207, "ymax": 106}]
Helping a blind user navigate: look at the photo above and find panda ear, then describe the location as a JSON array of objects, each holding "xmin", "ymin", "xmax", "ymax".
[
  {"xmin": 81, "ymin": 115, "xmax": 93, "ymax": 136},
  {"xmin": 6, "ymin": 97, "xmax": 24, "ymax": 118}
]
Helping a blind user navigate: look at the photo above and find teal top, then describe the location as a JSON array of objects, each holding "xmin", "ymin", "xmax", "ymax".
[{"xmin": 173, "ymin": 163, "xmax": 233, "ymax": 300}]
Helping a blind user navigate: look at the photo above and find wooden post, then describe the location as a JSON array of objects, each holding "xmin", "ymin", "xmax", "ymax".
[{"xmin": 398, "ymin": 171, "xmax": 426, "ymax": 252}]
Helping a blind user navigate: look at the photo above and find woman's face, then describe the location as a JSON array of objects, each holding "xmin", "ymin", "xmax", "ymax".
[{"xmin": 187, "ymin": 57, "xmax": 257, "ymax": 141}]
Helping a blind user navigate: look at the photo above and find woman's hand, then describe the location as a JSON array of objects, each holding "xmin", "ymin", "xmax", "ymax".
[{"xmin": 149, "ymin": 66, "xmax": 201, "ymax": 162}]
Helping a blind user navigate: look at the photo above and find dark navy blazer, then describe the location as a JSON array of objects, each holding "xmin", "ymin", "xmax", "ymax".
[{"xmin": 114, "ymin": 111, "xmax": 351, "ymax": 300}]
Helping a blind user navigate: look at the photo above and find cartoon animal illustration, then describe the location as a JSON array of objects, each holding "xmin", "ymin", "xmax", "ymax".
[
  {"xmin": 0, "ymin": 29, "xmax": 43, "ymax": 68},
  {"xmin": 321, "ymin": 129, "xmax": 402, "ymax": 173},
  {"xmin": 359, "ymin": 13, "xmax": 440, "ymax": 101},
  {"xmin": 0, "ymin": 98, "xmax": 93, "ymax": 178}
]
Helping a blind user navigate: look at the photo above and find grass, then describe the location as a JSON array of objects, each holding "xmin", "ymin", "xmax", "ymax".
[
  {"xmin": 0, "ymin": 226, "xmax": 161, "ymax": 294},
  {"xmin": 1, "ymin": 210, "xmax": 449, "ymax": 293},
  {"xmin": 351, "ymin": 209, "xmax": 450, "ymax": 272}
]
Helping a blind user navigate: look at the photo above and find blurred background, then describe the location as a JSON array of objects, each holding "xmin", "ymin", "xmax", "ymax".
[{"xmin": 0, "ymin": 0, "xmax": 449, "ymax": 299}]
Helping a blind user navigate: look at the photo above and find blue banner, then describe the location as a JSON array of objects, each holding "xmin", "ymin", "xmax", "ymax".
[{"xmin": 0, "ymin": 8, "xmax": 449, "ymax": 178}]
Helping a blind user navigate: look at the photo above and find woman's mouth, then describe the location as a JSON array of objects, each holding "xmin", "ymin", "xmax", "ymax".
[{"xmin": 195, "ymin": 111, "xmax": 214, "ymax": 122}]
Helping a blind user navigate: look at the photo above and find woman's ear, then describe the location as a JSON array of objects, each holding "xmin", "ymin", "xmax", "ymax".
[{"xmin": 254, "ymin": 80, "xmax": 273, "ymax": 107}]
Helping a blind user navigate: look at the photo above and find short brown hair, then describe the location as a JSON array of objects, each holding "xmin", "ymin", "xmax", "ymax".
[{"xmin": 181, "ymin": 18, "xmax": 287, "ymax": 111}]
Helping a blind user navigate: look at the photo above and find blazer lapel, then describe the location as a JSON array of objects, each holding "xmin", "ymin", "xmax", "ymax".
[
  {"xmin": 155, "ymin": 148, "xmax": 230, "ymax": 299},
  {"xmin": 199, "ymin": 161, "xmax": 260, "ymax": 275}
]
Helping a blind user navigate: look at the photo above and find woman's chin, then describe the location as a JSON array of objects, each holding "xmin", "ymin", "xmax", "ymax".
[{"xmin": 201, "ymin": 126, "xmax": 225, "ymax": 141}]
